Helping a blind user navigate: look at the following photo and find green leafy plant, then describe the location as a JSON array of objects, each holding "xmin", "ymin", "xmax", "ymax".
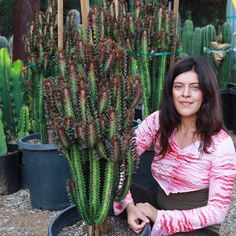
[{"xmin": 43, "ymin": 37, "xmax": 142, "ymax": 231}]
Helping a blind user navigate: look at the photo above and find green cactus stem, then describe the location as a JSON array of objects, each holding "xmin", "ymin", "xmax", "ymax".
[
  {"xmin": 219, "ymin": 22, "xmax": 233, "ymax": 88},
  {"xmin": 17, "ymin": 105, "xmax": 31, "ymax": 139},
  {"xmin": 0, "ymin": 109, "xmax": 7, "ymax": 156},
  {"xmin": 0, "ymin": 48, "xmax": 24, "ymax": 137}
]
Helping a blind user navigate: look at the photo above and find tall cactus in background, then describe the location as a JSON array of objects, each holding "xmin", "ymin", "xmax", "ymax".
[
  {"xmin": 219, "ymin": 22, "xmax": 233, "ymax": 88},
  {"xmin": 43, "ymin": 39, "xmax": 142, "ymax": 230},
  {"xmin": 0, "ymin": 109, "xmax": 7, "ymax": 156},
  {"xmin": 191, "ymin": 27, "xmax": 203, "ymax": 56},
  {"xmin": 23, "ymin": 1, "xmax": 61, "ymax": 143},
  {"xmin": 87, "ymin": 0, "xmax": 176, "ymax": 118},
  {"xmin": 0, "ymin": 48, "xmax": 24, "ymax": 138},
  {"xmin": 181, "ymin": 19, "xmax": 194, "ymax": 56},
  {"xmin": 202, "ymin": 24, "xmax": 217, "ymax": 70}
]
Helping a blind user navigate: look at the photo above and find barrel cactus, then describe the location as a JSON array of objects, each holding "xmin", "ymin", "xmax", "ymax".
[{"xmin": 43, "ymin": 38, "xmax": 142, "ymax": 232}]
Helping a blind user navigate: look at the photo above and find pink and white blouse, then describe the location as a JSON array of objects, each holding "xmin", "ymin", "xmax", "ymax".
[{"xmin": 114, "ymin": 111, "xmax": 236, "ymax": 235}]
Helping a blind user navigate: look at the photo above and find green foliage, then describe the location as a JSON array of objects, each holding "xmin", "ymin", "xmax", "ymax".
[
  {"xmin": 0, "ymin": 48, "xmax": 24, "ymax": 137},
  {"xmin": 43, "ymin": 38, "xmax": 142, "ymax": 226},
  {"xmin": 0, "ymin": 109, "xmax": 7, "ymax": 156}
]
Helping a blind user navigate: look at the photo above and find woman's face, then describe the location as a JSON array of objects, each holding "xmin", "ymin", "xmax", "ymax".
[{"xmin": 172, "ymin": 70, "xmax": 203, "ymax": 119}]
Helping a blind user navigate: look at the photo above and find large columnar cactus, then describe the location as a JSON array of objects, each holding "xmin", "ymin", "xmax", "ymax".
[
  {"xmin": 219, "ymin": 22, "xmax": 233, "ymax": 88},
  {"xmin": 191, "ymin": 27, "xmax": 203, "ymax": 56},
  {"xmin": 87, "ymin": 0, "xmax": 176, "ymax": 118},
  {"xmin": 181, "ymin": 19, "xmax": 194, "ymax": 56},
  {"xmin": 202, "ymin": 24, "xmax": 217, "ymax": 69},
  {"xmin": 43, "ymin": 38, "xmax": 142, "ymax": 227},
  {"xmin": 0, "ymin": 109, "xmax": 7, "ymax": 156},
  {"xmin": 0, "ymin": 48, "xmax": 24, "ymax": 137},
  {"xmin": 23, "ymin": 0, "xmax": 59, "ymax": 143}
]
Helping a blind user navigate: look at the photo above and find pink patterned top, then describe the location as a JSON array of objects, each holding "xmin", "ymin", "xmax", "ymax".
[{"xmin": 114, "ymin": 111, "xmax": 236, "ymax": 235}]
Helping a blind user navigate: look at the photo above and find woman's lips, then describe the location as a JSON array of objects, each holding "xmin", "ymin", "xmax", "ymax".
[{"xmin": 179, "ymin": 101, "xmax": 193, "ymax": 106}]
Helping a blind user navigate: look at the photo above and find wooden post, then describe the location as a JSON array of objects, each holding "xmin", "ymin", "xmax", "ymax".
[
  {"xmin": 170, "ymin": 0, "xmax": 179, "ymax": 67},
  {"xmin": 13, "ymin": 0, "xmax": 40, "ymax": 61},
  {"xmin": 114, "ymin": 0, "xmax": 119, "ymax": 18},
  {"xmin": 81, "ymin": 0, "xmax": 90, "ymax": 38},
  {"xmin": 58, "ymin": 0, "xmax": 64, "ymax": 50}
]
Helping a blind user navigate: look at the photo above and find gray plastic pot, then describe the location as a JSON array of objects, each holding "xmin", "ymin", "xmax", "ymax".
[{"xmin": 19, "ymin": 133, "xmax": 71, "ymax": 210}]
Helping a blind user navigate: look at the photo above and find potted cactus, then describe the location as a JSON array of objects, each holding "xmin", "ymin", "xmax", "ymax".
[
  {"xmin": 18, "ymin": 1, "xmax": 71, "ymax": 210},
  {"xmin": 45, "ymin": 34, "xmax": 142, "ymax": 234},
  {"xmin": 0, "ymin": 109, "xmax": 21, "ymax": 195}
]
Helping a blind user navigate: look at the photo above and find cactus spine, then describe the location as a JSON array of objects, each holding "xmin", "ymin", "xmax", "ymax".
[
  {"xmin": 0, "ymin": 48, "xmax": 24, "ymax": 137},
  {"xmin": 0, "ymin": 109, "xmax": 7, "ymax": 156}
]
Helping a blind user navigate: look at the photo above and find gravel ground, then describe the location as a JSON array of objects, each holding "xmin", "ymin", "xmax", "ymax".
[{"xmin": 0, "ymin": 134, "xmax": 235, "ymax": 236}]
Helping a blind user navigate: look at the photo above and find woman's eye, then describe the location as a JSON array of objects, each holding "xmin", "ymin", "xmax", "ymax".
[
  {"xmin": 174, "ymin": 85, "xmax": 183, "ymax": 90},
  {"xmin": 191, "ymin": 85, "xmax": 199, "ymax": 91}
]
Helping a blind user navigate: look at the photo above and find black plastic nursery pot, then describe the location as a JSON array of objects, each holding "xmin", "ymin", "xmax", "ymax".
[
  {"xmin": 220, "ymin": 84, "xmax": 236, "ymax": 135},
  {"xmin": 0, "ymin": 144, "xmax": 21, "ymax": 195},
  {"xmin": 19, "ymin": 133, "xmax": 71, "ymax": 211},
  {"xmin": 132, "ymin": 149, "xmax": 157, "ymax": 195},
  {"xmin": 48, "ymin": 204, "xmax": 151, "ymax": 236}
]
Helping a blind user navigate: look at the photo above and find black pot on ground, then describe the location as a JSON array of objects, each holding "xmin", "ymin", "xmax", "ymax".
[
  {"xmin": 0, "ymin": 144, "xmax": 21, "ymax": 195},
  {"xmin": 19, "ymin": 133, "xmax": 71, "ymax": 211},
  {"xmin": 132, "ymin": 149, "xmax": 157, "ymax": 195},
  {"xmin": 48, "ymin": 205, "xmax": 151, "ymax": 236},
  {"xmin": 220, "ymin": 83, "xmax": 236, "ymax": 135}
]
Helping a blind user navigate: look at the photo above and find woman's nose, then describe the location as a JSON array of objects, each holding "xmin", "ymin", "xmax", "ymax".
[{"xmin": 182, "ymin": 86, "xmax": 191, "ymax": 97}]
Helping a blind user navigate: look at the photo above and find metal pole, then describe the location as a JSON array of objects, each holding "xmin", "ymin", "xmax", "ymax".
[{"xmin": 58, "ymin": 0, "xmax": 64, "ymax": 50}]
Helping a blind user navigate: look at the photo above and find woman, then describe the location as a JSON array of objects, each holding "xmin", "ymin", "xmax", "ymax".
[{"xmin": 114, "ymin": 57, "xmax": 236, "ymax": 235}]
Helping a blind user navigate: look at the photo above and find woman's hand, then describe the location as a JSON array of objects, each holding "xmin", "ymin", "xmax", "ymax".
[
  {"xmin": 136, "ymin": 202, "xmax": 158, "ymax": 223},
  {"xmin": 126, "ymin": 202, "xmax": 150, "ymax": 234}
]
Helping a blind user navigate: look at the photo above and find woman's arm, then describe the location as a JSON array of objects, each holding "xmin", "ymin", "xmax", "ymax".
[{"xmin": 113, "ymin": 111, "xmax": 161, "ymax": 215}]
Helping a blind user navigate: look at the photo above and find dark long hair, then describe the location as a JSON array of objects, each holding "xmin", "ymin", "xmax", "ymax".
[{"xmin": 158, "ymin": 57, "xmax": 225, "ymax": 157}]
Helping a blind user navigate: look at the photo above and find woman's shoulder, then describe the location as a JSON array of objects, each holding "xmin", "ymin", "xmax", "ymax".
[{"xmin": 211, "ymin": 129, "xmax": 235, "ymax": 153}]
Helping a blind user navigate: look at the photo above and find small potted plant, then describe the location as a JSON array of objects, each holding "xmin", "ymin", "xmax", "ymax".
[
  {"xmin": 18, "ymin": 1, "xmax": 71, "ymax": 211},
  {"xmin": 0, "ymin": 108, "xmax": 21, "ymax": 195}
]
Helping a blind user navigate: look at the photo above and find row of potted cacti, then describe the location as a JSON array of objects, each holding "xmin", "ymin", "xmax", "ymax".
[{"xmin": 180, "ymin": 13, "xmax": 235, "ymax": 88}]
